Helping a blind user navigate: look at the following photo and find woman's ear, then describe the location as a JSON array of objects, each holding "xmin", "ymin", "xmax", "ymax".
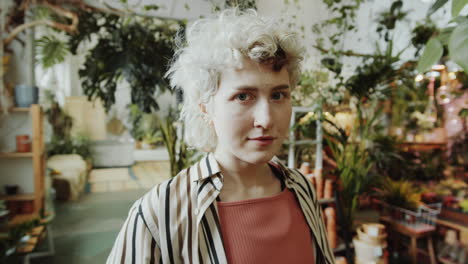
[
  {"xmin": 199, "ymin": 103, "xmax": 214, "ymax": 125},
  {"xmin": 199, "ymin": 103, "xmax": 208, "ymax": 115}
]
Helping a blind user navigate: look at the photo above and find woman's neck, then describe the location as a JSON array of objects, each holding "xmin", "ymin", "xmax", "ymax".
[{"xmin": 213, "ymin": 151, "xmax": 280, "ymax": 201}]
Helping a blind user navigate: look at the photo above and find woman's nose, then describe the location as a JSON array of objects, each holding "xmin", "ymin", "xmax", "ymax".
[{"xmin": 253, "ymin": 100, "xmax": 273, "ymax": 130}]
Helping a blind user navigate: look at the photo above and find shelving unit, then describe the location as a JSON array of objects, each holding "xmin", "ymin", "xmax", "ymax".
[
  {"xmin": 287, "ymin": 106, "xmax": 322, "ymax": 170},
  {"xmin": 0, "ymin": 104, "xmax": 45, "ymax": 214}
]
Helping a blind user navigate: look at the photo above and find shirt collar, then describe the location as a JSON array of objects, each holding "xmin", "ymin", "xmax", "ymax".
[{"xmin": 193, "ymin": 153, "xmax": 221, "ymax": 182}]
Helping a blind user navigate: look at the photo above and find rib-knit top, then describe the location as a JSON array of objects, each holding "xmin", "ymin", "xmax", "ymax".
[{"xmin": 217, "ymin": 188, "xmax": 315, "ymax": 264}]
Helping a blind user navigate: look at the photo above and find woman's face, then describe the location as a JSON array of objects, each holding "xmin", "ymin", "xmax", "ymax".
[{"xmin": 209, "ymin": 58, "xmax": 292, "ymax": 165}]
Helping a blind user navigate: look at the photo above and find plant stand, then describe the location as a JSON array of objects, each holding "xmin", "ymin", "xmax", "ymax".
[
  {"xmin": 380, "ymin": 215, "xmax": 437, "ymax": 264},
  {"xmin": 21, "ymin": 224, "xmax": 55, "ymax": 264}
]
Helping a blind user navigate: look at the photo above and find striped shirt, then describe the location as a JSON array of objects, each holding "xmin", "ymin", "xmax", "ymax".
[{"xmin": 107, "ymin": 153, "xmax": 335, "ymax": 264}]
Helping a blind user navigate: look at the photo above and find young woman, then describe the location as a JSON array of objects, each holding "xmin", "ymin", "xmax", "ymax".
[{"xmin": 107, "ymin": 8, "xmax": 335, "ymax": 264}]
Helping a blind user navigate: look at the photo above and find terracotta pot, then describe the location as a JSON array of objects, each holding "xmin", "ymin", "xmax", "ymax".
[
  {"xmin": 324, "ymin": 207, "xmax": 337, "ymax": 248},
  {"xmin": 324, "ymin": 179, "xmax": 333, "ymax": 199},
  {"xmin": 16, "ymin": 135, "xmax": 31, "ymax": 152},
  {"xmin": 315, "ymin": 169, "xmax": 323, "ymax": 199},
  {"xmin": 21, "ymin": 201, "xmax": 34, "ymax": 214}
]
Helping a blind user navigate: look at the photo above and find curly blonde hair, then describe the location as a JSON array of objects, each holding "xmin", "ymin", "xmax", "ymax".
[{"xmin": 166, "ymin": 8, "xmax": 304, "ymax": 152}]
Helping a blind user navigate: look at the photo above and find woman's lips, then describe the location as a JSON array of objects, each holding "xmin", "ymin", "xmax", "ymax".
[{"xmin": 248, "ymin": 136, "xmax": 276, "ymax": 146}]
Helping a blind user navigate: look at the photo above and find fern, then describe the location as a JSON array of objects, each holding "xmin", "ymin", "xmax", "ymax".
[
  {"xmin": 36, "ymin": 35, "xmax": 69, "ymax": 68},
  {"xmin": 378, "ymin": 177, "xmax": 421, "ymax": 210}
]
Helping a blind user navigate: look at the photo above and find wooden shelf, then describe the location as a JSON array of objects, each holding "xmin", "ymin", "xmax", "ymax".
[
  {"xmin": 0, "ymin": 193, "xmax": 35, "ymax": 201},
  {"xmin": 10, "ymin": 107, "xmax": 30, "ymax": 112},
  {"xmin": 8, "ymin": 212, "xmax": 40, "ymax": 227},
  {"xmin": 398, "ymin": 142, "xmax": 447, "ymax": 151},
  {"xmin": 0, "ymin": 152, "xmax": 33, "ymax": 158}
]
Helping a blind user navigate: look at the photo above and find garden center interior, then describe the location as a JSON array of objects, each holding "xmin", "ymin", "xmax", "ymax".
[{"xmin": 0, "ymin": 0, "xmax": 467, "ymax": 263}]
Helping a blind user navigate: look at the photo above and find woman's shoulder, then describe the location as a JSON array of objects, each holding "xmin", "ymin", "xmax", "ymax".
[
  {"xmin": 129, "ymin": 166, "xmax": 193, "ymax": 236},
  {"xmin": 140, "ymin": 166, "xmax": 193, "ymax": 207},
  {"xmin": 137, "ymin": 165, "xmax": 190, "ymax": 212}
]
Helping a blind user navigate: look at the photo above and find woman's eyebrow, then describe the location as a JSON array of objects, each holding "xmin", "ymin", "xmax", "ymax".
[
  {"xmin": 271, "ymin": 85, "xmax": 290, "ymax": 91},
  {"xmin": 234, "ymin": 84, "xmax": 290, "ymax": 91}
]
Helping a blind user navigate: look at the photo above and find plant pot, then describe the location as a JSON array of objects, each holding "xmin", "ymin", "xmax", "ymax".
[
  {"xmin": 20, "ymin": 201, "xmax": 34, "ymax": 214},
  {"xmin": 16, "ymin": 135, "xmax": 31, "ymax": 152},
  {"xmin": 14, "ymin": 84, "xmax": 38, "ymax": 107},
  {"xmin": 357, "ymin": 225, "xmax": 387, "ymax": 245},
  {"xmin": 4, "ymin": 184, "xmax": 19, "ymax": 195}
]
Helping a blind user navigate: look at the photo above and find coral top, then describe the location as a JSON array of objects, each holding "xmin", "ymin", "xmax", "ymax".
[{"xmin": 217, "ymin": 188, "xmax": 315, "ymax": 264}]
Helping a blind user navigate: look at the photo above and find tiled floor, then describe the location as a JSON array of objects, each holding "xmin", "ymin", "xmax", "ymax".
[
  {"xmin": 88, "ymin": 161, "xmax": 170, "ymax": 193},
  {"xmin": 6, "ymin": 161, "xmax": 172, "ymax": 264}
]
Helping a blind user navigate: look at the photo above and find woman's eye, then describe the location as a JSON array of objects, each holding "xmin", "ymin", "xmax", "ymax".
[
  {"xmin": 271, "ymin": 92, "xmax": 288, "ymax": 101},
  {"xmin": 235, "ymin": 93, "xmax": 251, "ymax": 101}
]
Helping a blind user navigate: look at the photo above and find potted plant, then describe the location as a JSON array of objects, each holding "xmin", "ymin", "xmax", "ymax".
[
  {"xmin": 158, "ymin": 108, "xmax": 200, "ymax": 177},
  {"xmin": 376, "ymin": 177, "xmax": 421, "ymax": 211},
  {"xmin": 129, "ymin": 104, "xmax": 163, "ymax": 149}
]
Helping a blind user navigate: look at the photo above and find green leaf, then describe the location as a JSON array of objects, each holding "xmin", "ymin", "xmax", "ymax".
[
  {"xmin": 453, "ymin": 15, "xmax": 468, "ymax": 24},
  {"xmin": 417, "ymin": 38, "xmax": 443, "ymax": 73},
  {"xmin": 459, "ymin": 108, "xmax": 468, "ymax": 117},
  {"xmin": 144, "ymin": 5, "xmax": 160, "ymax": 11},
  {"xmin": 452, "ymin": 0, "xmax": 468, "ymax": 17},
  {"xmin": 35, "ymin": 36, "xmax": 69, "ymax": 68},
  {"xmin": 427, "ymin": 0, "xmax": 449, "ymax": 16},
  {"xmin": 449, "ymin": 23, "xmax": 468, "ymax": 72},
  {"xmin": 437, "ymin": 26, "xmax": 455, "ymax": 45}
]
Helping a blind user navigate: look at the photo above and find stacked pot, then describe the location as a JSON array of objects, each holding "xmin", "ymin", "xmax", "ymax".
[{"xmin": 353, "ymin": 223, "xmax": 388, "ymax": 264}]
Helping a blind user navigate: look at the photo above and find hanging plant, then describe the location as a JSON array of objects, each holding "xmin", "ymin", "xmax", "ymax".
[{"xmin": 417, "ymin": 1, "xmax": 468, "ymax": 72}]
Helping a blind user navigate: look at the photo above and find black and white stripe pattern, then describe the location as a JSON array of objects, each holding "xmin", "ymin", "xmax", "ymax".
[{"xmin": 107, "ymin": 153, "xmax": 335, "ymax": 264}]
